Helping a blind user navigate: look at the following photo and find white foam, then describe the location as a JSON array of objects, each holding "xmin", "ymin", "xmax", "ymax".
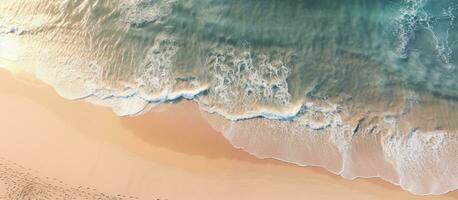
[
  {"xmin": 424, "ymin": 4, "xmax": 456, "ymax": 66},
  {"xmin": 3, "ymin": 5, "xmax": 458, "ymax": 194},
  {"xmin": 134, "ymin": 34, "xmax": 178, "ymax": 98},
  {"xmin": 394, "ymin": 0, "xmax": 427, "ymax": 59},
  {"xmin": 394, "ymin": 0, "xmax": 457, "ymax": 66},
  {"xmin": 202, "ymin": 102, "xmax": 458, "ymax": 195},
  {"xmin": 31, "ymin": 33, "xmax": 209, "ymax": 116},
  {"xmin": 120, "ymin": 0, "xmax": 176, "ymax": 27},
  {"xmin": 199, "ymin": 47, "xmax": 293, "ymax": 118},
  {"xmin": 383, "ymin": 129, "xmax": 458, "ymax": 194}
]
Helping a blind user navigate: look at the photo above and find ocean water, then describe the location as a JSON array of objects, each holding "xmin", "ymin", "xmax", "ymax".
[{"xmin": 0, "ymin": 0, "xmax": 458, "ymax": 195}]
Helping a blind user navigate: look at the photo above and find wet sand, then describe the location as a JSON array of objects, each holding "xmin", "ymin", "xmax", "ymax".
[{"xmin": 0, "ymin": 69, "xmax": 457, "ymax": 199}]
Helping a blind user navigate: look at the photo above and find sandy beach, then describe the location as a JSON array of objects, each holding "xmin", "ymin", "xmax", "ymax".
[{"xmin": 0, "ymin": 68, "xmax": 457, "ymax": 199}]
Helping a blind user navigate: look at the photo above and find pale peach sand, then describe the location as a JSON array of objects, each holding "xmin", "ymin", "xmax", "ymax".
[{"xmin": 0, "ymin": 69, "xmax": 457, "ymax": 200}]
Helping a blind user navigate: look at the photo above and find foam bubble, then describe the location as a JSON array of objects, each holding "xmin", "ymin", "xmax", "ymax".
[
  {"xmin": 120, "ymin": 0, "xmax": 176, "ymax": 28},
  {"xmin": 203, "ymin": 100, "xmax": 458, "ymax": 195},
  {"xmin": 393, "ymin": 0, "xmax": 428, "ymax": 59},
  {"xmin": 199, "ymin": 47, "xmax": 294, "ymax": 118},
  {"xmin": 383, "ymin": 129, "xmax": 458, "ymax": 194},
  {"xmin": 394, "ymin": 0, "xmax": 457, "ymax": 65},
  {"xmin": 135, "ymin": 35, "xmax": 178, "ymax": 98}
]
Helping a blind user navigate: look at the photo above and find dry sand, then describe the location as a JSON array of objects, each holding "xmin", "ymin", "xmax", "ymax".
[{"xmin": 0, "ymin": 68, "xmax": 457, "ymax": 199}]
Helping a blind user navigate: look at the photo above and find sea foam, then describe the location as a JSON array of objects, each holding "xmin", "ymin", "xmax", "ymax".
[{"xmin": 1, "ymin": 0, "xmax": 458, "ymax": 196}]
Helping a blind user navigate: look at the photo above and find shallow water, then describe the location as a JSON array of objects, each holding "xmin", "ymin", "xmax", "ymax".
[{"xmin": 0, "ymin": 0, "xmax": 458, "ymax": 195}]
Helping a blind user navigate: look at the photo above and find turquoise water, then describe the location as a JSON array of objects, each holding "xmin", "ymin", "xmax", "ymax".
[{"xmin": 1, "ymin": 0, "xmax": 458, "ymax": 195}]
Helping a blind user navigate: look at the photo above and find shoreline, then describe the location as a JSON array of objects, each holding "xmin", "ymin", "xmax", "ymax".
[{"xmin": 0, "ymin": 69, "xmax": 457, "ymax": 199}]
